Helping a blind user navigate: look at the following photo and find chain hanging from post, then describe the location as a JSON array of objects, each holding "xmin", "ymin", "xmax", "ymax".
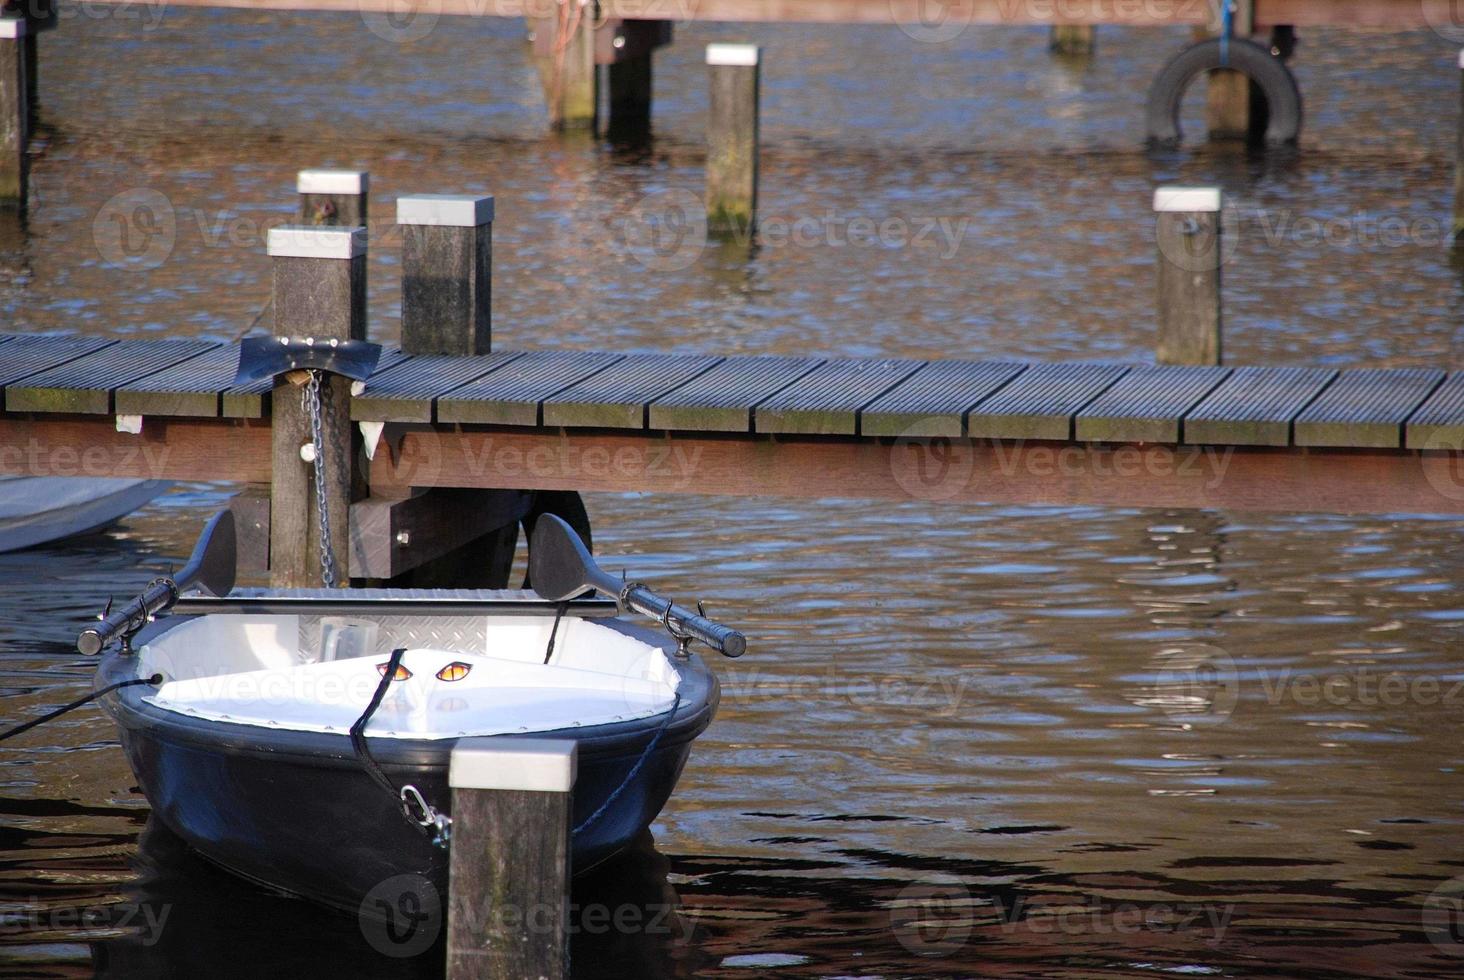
[{"xmin": 302, "ymin": 369, "xmax": 338, "ymax": 588}]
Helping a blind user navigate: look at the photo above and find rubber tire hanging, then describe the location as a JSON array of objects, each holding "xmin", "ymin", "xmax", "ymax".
[{"xmin": 1145, "ymin": 38, "xmax": 1302, "ymax": 148}]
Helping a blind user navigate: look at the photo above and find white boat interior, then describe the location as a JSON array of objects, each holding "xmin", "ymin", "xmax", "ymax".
[{"xmin": 137, "ymin": 612, "xmax": 680, "ymax": 739}]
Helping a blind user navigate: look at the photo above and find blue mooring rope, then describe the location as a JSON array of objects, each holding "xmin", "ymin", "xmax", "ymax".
[
  {"xmin": 572, "ymin": 690, "xmax": 682, "ymax": 838},
  {"xmin": 1219, "ymin": 0, "xmax": 1233, "ymax": 67}
]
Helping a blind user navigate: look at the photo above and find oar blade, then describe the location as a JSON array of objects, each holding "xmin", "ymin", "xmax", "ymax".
[
  {"xmin": 530, "ymin": 514, "xmax": 612, "ymax": 602},
  {"xmin": 178, "ymin": 510, "xmax": 237, "ymax": 598}
]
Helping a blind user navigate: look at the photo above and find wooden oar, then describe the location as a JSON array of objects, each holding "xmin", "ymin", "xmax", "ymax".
[
  {"xmin": 529, "ymin": 514, "xmax": 746, "ymax": 658},
  {"xmin": 77, "ymin": 510, "xmax": 237, "ymax": 656}
]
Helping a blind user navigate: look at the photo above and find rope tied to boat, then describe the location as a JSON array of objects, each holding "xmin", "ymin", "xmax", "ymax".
[
  {"xmin": 349, "ymin": 646, "xmax": 452, "ymax": 847},
  {"xmin": 572, "ymin": 688, "xmax": 681, "ymax": 839},
  {"xmin": 0, "ymin": 675, "xmax": 162, "ymax": 743}
]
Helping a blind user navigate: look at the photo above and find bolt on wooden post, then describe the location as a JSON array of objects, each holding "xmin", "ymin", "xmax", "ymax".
[
  {"xmin": 705, "ymin": 43, "xmax": 760, "ymax": 235},
  {"xmin": 1154, "ymin": 187, "xmax": 1223, "ymax": 367},
  {"xmin": 398, "ymin": 195, "xmax": 494, "ymax": 356},
  {"xmin": 266, "ymin": 225, "xmax": 367, "ymax": 587},
  {"xmin": 447, "ymin": 739, "xmax": 576, "ymax": 980},
  {"xmin": 298, "ymin": 169, "xmax": 369, "ymax": 228},
  {"xmin": 0, "ymin": 18, "xmax": 29, "ymax": 212}
]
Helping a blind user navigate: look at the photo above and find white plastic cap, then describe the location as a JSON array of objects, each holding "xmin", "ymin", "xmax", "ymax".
[
  {"xmin": 0, "ymin": 18, "xmax": 26, "ymax": 39},
  {"xmin": 396, "ymin": 194, "xmax": 495, "ymax": 228},
  {"xmin": 267, "ymin": 225, "xmax": 368, "ymax": 260},
  {"xmin": 1153, "ymin": 187, "xmax": 1221, "ymax": 213},
  {"xmin": 706, "ymin": 43, "xmax": 760, "ymax": 67},
  {"xmin": 450, "ymin": 738, "xmax": 577, "ymax": 792},
  {"xmin": 297, "ymin": 170, "xmax": 369, "ymax": 195}
]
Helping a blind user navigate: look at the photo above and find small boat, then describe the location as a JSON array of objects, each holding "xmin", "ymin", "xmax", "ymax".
[
  {"xmin": 89, "ymin": 512, "xmax": 743, "ymax": 912},
  {"xmin": 0, "ymin": 476, "xmax": 171, "ymax": 553}
]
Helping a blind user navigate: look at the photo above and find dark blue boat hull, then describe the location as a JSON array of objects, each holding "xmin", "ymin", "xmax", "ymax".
[{"xmin": 98, "ymin": 619, "xmax": 718, "ymax": 913}]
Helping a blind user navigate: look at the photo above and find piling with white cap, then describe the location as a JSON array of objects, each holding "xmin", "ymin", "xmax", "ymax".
[
  {"xmin": 705, "ymin": 43, "xmax": 761, "ymax": 234},
  {"xmin": 265, "ymin": 224, "xmax": 367, "ymax": 588},
  {"xmin": 447, "ymin": 738, "xmax": 577, "ymax": 978},
  {"xmin": 0, "ymin": 17, "xmax": 28, "ymax": 211},
  {"xmin": 297, "ymin": 169, "xmax": 369, "ymax": 228},
  {"xmin": 396, "ymin": 194, "xmax": 494, "ymax": 356},
  {"xmin": 1154, "ymin": 186, "xmax": 1223, "ymax": 367}
]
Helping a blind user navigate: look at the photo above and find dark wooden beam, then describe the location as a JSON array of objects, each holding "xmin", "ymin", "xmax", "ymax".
[
  {"xmin": 0, "ymin": 415, "xmax": 270, "ymax": 482},
  {"xmin": 367, "ymin": 427, "xmax": 1464, "ymax": 516}
]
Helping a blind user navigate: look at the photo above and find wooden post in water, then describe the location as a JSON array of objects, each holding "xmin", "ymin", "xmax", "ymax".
[
  {"xmin": 705, "ymin": 43, "xmax": 760, "ymax": 235},
  {"xmin": 1455, "ymin": 50, "xmax": 1464, "ymax": 244},
  {"xmin": 0, "ymin": 18, "xmax": 28, "ymax": 212},
  {"xmin": 298, "ymin": 169, "xmax": 369, "ymax": 228},
  {"xmin": 447, "ymin": 738, "xmax": 576, "ymax": 980},
  {"xmin": 398, "ymin": 195, "xmax": 493, "ymax": 356},
  {"xmin": 1206, "ymin": 0, "xmax": 1260, "ymax": 141},
  {"xmin": 1049, "ymin": 25, "xmax": 1094, "ymax": 56},
  {"xmin": 1154, "ymin": 187, "xmax": 1222, "ymax": 366},
  {"xmin": 531, "ymin": 1, "xmax": 598, "ymax": 131},
  {"xmin": 266, "ymin": 225, "xmax": 367, "ymax": 587}
]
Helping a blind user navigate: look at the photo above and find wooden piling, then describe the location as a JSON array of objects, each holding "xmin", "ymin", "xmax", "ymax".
[
  {"xmin": 398, "ymin": 195, "xmax": 493, "ymax": 356},
  {"xmin": 1455, "ymin": 49, "xmax": 1464, "ymax": 243},
  {"xmin": 297, "ymin": 169, "xmax": 369, "ymax": 228},
  {"xmin": 0, "ymin": 18, "xmax": 28, "ymax": 212},
  {"xmin": 447, "ymin": 738, "xmax": 576, "ymax": 980},
  {"xmin": 607, "ymin": 54, "xmax": 653, "ymax": 139},
  {"xmin": 266, "ymin": 225, "xmax": 367, "ymax": 587},
  {"xmin": 1049, "ymin": 25, "xmax": 1094, "ymax": 55},
  {"xmin": 531, "ymin": 2, "xmax": 597, "ymax": 132},
  {"xmin": 1205, "ymin": 0, "xmax": 1260, "ymax": 141},
  {"xmin": 1154, "ymin": 187, "xmax": 1223, "ymax": 367},
  {"xmin": 705, "ymin": 43, "xmax": 760, "ymax": 235}
]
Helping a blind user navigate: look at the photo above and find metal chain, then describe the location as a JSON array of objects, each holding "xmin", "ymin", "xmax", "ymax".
[{"xmin": 303, "ymin": 370, "xmax": 338, "ymax": 588}]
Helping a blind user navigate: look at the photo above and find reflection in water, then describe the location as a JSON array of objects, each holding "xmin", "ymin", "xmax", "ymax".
[{"xmin": 1, "ymin": 11, "xmax": 1463, "ymax": 979}]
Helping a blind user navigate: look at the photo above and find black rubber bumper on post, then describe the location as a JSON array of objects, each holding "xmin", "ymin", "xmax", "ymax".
[{"xmin": 1145, "ymin": 38, "xmax": 1302, "ymax": 148}]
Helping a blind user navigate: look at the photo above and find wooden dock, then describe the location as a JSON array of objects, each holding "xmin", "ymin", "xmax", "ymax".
[{"xmin": 1, "ymin": 332, "xmax": 1461, "ymax": 517}]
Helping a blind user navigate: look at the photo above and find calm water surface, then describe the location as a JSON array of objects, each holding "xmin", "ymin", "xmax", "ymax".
[{"xmin": 1, "ymin": 8, "xmax": 1463, "ymax": 978}]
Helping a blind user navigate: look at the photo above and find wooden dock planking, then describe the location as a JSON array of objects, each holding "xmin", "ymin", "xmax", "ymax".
[
  {"xmin": 754, "ymin": 358, "xmax": 924, "ymax": 435},
  {"xmin": 1292, "ymin": 367, "xmax": 1445, "ymax": 449},
  {"xmin": 859, "ymin": 360, "xmax": 1025, "ymax": 438},
  {"xmin": 541, "ymin": 354, "xmax": 723, "ymax": 429},
  {"xmin": 1182, "ymin": 366, "xmax": 1337, "ymax": 447},
  {"xmin": 112, "ymin": 343, "xmax": 239, "ymax": 418},
  {"xmin": 435, "ymin": 350, "xmax": 624, "ymax": 426},
  {"xmin": 648, "ymin": 355, "xmax": 821, "ymax": 432},
  {"xmin": 5, "ymin": 338, "xmax": 214, "ymax": 415},
  {"xmin": 1406, "ymin": 372, "xmax": 1464, "ymax": 450},
  {"xmin": 1075, "ymin": 365, "xmax": 1231, "ymax": 444},
  {"xmin": 0, "ymin": 334, "xmax": 117, "ymax": 390},
  {"xmin": 966, "ymin": 362, "xmax": 1129, "ymax": 441},
  {"xmin": 352, "ymin": 350, "xmax": 524, "ymax": 423}
]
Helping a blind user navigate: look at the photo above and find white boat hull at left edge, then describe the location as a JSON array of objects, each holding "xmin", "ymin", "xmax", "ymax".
[{"xmin": 0, "ymin": 476, "xmax": 172, "ymax": 553}]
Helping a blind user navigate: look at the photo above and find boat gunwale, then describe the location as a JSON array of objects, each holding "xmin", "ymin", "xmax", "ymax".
[{"xmin": 96, "ymin": 613, "xmax": 720, "ymax": 769}]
